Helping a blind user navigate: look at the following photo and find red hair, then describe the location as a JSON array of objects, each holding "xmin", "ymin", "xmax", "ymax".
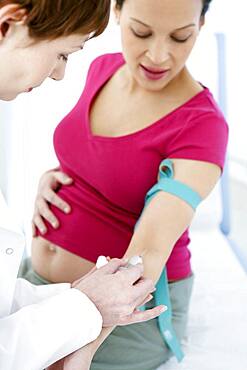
[{"xmin": 0, "ymin": 0, "xmax": 111, "ymax": 39}]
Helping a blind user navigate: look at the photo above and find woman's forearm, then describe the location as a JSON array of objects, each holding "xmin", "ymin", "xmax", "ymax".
[{"xmin": 124, "ymin": 191, "xmax": 194, "ymax": 284}]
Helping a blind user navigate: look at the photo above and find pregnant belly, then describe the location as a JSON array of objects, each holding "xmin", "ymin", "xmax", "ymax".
[{"xmin": 31, "ymin": 236, "xmax": 95, "ymax": 283}]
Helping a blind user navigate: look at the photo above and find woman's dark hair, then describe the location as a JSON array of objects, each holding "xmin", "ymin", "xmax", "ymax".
[
  {"xmin": 116, "ymin": 0, "xmax": 212, "ymax": 16},
  {"xmin": 0, "ymin": 0, "xmax": 111, "ymax": 40},
  {"xmin": 201, "ymin": 0, "xmax": 212, "ymax": 16}
]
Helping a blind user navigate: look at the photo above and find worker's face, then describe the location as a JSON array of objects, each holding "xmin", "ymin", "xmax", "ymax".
[{"xmin": 0, "ymin": 4, "xmax": 88, "ymax": 101}]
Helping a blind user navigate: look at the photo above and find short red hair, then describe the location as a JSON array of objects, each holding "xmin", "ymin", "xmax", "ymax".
[{"xmin": 0, "ymin": 0, "xmax": 111, "ymax": 39}]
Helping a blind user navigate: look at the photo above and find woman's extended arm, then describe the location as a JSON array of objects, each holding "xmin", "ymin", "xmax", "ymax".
[
  {"xmin": 124, "ymin": 159, "xmax": 221, "ymax": 282},
  {"xmin": 61, "ymin": 158, "xmax": 221, "ymax": 370}
]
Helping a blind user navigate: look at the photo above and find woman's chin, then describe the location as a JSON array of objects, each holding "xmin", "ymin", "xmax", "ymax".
[{"xmin": 0, "ymin": 93, "xmax": 18, "ymax": 101}]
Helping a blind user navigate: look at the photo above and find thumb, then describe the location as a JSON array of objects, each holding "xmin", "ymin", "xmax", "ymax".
[{"xmin": 54, "ymin": 171, "xmax": 73, "ymax": 185}]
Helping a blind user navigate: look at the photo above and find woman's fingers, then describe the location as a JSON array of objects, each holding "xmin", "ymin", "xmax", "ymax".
[
  {"xmin": 53, "ymin": 171, "xmax": 73, "ymax": 186},
  {"xmin": 44, "ymin": 188, "xmax": 71, "ymax": 214},
  {"xmin": 32, "ymin": 169, "xmax": 73, "ymax": 235},
  {"xmin": 36, "ymin": 198, "xmax": 59, "ymax": 228},
  {"xmin": 32, "ymin": 222, "xmax": 37, "ymax": 237},
  {"xmin": 32, "ymin": 213, "xmax": 47, "ymax": 235}
]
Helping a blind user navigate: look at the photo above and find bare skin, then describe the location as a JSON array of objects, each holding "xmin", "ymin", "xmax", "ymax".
[{"xmin": 31, "ymin": 237, "xmax": 94, "ymax": 283}]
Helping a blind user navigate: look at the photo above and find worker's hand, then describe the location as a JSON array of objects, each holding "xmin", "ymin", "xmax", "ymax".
[
  {"xmin": 73, "ymin": 258, "xmax": 165, "ymax": 327},
  {"xmin": 32, "ymin": 169, "xmax": 73, "ymax": 236}
]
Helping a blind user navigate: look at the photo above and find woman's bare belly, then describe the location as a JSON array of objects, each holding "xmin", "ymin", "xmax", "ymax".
[
  {"xmin": 32, "ymin": 237, "xmax": 181, "ymax": 284},
  {"xmin": 31, "ymin": 236, "xmax": 95, "ymax": 283}
]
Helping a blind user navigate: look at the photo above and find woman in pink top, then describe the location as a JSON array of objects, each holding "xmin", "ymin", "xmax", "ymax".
[{"xmin": 19, "ymin": 0, "xmax": 228, "ymax": 369}]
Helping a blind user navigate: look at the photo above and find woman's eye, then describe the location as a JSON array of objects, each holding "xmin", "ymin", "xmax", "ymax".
[
  {"xmin": 171, "ymin": 35, "xmax": 191, "ymax": 43},
  {"xmin": 131, "ymin": 29, "xmax": 152, "ymax": 39}
]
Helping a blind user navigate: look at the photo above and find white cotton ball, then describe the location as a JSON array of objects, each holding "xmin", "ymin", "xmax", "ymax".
[
  {"xmin": 96, "ymin": 255, "xmax": 108, "ymax": 269},
  {"xmin": 128, "ymin": 255, "xmax": 143, "ymax": 266}
]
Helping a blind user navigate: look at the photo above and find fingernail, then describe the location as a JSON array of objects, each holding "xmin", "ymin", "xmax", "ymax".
[
  {"xmin": 160, "ymin": 305, "xmax": 168, "ymax": 312},
  {"xmin": 40, "ymin": 228, "xmax": 46, "ymax": 234},
  {"xmin": 64, "ymin": 207, "xmax": 70, "ymax": 213},
  {"xmin": 52, "ymin": 222, "xmax": 58, "ymax": 228}
]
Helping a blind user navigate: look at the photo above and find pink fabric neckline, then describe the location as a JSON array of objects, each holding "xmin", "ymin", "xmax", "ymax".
[{"xmin": 86, "ymin": 53, "xmax": 208, "ymax": 141}]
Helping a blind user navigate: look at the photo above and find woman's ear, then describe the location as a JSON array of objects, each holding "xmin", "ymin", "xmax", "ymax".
[
  {"xmin": 199, "ymin": 16, "xmax": 205, "ymax": 29},
  {"xmin": 0, "ymin": 4, "xmax": 27, "ymax": 40},
  {"xmin": 113, "ymin": 2, "xmax": 121, "ymax": 25}
]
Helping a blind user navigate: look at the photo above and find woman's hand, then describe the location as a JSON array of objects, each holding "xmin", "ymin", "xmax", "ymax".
[{"xmin": 32, "ymin": 169, "xmax": 73, "ymax": 236}]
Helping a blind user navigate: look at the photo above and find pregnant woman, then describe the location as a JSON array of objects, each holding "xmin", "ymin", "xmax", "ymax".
[{"xmin": 20, "ymin": 0, "xmax": 228, "ymax": 369}]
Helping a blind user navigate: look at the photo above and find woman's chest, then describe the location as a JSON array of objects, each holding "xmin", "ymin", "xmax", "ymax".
[
  {"xmin": 53, "ymin": 89, "xmax": 183, "ymax": 214},
  {"xmin": 89, "ymin": 82, "xmax": 178, "ymax": 138},
  {"xmin": 55, "ymin": 118, "xmax": 167, "ymax": 214}
]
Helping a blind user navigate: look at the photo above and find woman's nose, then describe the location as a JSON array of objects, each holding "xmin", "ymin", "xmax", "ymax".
[{"xmin": 147, "ymin": 40, "xmax": 170, "ymax": 66}]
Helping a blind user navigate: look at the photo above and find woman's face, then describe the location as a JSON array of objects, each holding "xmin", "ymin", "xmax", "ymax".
[
  {"xmin": 116, "ymin": 0, "xmax": 204, "ymax": 92},
  {"xmin": 0, "ymin": 19, "xmax": 88, "ymax": 100}
]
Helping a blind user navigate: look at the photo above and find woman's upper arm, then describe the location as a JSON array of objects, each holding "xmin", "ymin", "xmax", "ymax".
[{"xmin": 169, "ymin": 158, "xmax": 222, "ymax": 200}]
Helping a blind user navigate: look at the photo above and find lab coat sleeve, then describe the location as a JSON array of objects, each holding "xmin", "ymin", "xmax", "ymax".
[
  {"xmin": 11, "ymin": 277, "xmax": 72, "ymax": 313},
  {"xmin": 0, "ymin": 288, "xmax": 103, "ymax": 370}
]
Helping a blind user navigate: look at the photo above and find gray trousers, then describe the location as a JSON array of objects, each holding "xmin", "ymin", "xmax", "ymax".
[{"xmin": 18, "ymin": 258, "xmax": 194, "ymax": 370}]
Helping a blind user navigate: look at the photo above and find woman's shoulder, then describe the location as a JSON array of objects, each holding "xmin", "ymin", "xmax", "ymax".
[
  {"xmin": 88, "ymin": 52, "xmax": 124, "ymax": 76},
  {"xmin": 187, "ymin": 87, "xmax": 225, "ymax": 117},
  {"xmin": 165, "ymin": 87, "xmax": 229, "ymax": 171},
  {"xmin": 180, "ymin": 86, "xmax": 228, "ymax": 132}
]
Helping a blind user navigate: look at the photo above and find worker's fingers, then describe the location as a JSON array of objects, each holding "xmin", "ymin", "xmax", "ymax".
[
  {"xmin": 117, "ymin": 263, "xmax": 145, "ymax": 284},
  {"xmin": 117, "ymin": 305, "xmax": 167, "ymax": 326},
  {"xmin": 131, "ymin": 276, "xmax": 156, "ymax": 306},
  {"xmin": 98, "ymin": 258, "xmax": 129, "ymax": 274},
  {"xmin": 136, "ymin": 293, "xmax": 153, "ymax": 308}
]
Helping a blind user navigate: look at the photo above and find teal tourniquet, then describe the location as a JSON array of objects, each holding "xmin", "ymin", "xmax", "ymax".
[{"xmin": 137, "ymin": 159, "xmax": 202, "ymax": 362}]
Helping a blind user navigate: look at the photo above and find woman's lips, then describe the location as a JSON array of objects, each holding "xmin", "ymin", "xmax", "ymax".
[{"xmin": 140, "ymin": 64, "xmax": 169, "ymax": 81}]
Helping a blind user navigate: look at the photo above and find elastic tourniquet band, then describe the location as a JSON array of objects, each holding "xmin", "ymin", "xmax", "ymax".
[
  {"xmin": 137, "ymin": 159, "xmax": 202, "ymax": 362},
  {"xmin": 146, "ymin": 159, "xmax": 202, "ymax": 210}
]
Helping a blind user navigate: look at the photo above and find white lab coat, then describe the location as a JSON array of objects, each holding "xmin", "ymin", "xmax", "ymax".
[{"xmin": 0, "ymin": 225, "xmax": 102, "ymax": 370}]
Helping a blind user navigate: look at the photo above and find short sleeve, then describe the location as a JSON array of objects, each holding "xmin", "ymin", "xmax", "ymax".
[
  {"xmin": 166, "ymin": 109, "xmax": 229, "ymax": 171},
  {"xmin": 85, "ymin": 53, "xmax": 123, "ymax": 85}
]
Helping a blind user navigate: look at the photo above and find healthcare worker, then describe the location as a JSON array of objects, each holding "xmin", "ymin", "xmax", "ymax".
[{"xmin": 0, "ymin": 1, "xmax": 164, "ymax": 369}]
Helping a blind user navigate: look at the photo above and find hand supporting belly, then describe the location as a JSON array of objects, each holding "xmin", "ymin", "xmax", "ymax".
[{"xmin": 31, "ymin": 236, "xmax": 95, "ymax": 283}]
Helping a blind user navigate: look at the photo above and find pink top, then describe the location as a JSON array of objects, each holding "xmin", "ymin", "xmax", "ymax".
[{"xmin": 40, "ymin": 53, "xmax": 229, "ymax": 280}]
